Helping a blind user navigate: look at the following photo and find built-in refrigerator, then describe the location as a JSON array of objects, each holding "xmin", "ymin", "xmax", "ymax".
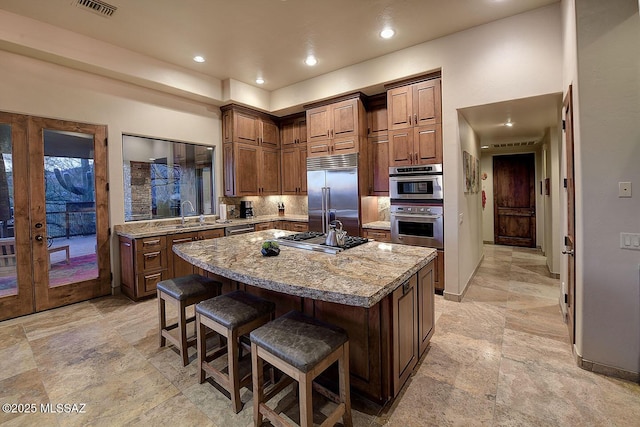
[{"xmin": 307, "ymin": 153, "xmax": 360, "ymax": 236}]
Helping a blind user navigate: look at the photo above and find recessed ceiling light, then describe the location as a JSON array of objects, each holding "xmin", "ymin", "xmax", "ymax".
[
  {"xmin": 193, "ymin": 55, "xmax": 205, "ymax": 63},
  {"xmin": 481, "ymin": 145, "xmax": 489, "ymax": 149},
  {"xmin": 304, "ymin": 55, "xmax": 318, "ymax": 66},
  {"xmin": 256, "ymin": 78, "xmax": 265, "ymax": 85},
  {"xmin": 380, "ymin": 28, "xmax": 395, "ymax": 39},
  {"xmin": 505, "ymin": 121, "xmax": 514, "ymax": 127}
]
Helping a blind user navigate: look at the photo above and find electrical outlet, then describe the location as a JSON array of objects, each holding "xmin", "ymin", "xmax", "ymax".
[
  {"xmin": 618, "ymin": 182, "xmax": 632, "ymax": 197},
  {"xmin": 620, "ymin": 232, "xmax": 640, "ymax": 250}
]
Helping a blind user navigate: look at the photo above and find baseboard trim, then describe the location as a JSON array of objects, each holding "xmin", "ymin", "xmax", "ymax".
[
  {"xmin": 576, "ymin": 354, "xmax": 640, "ymax": 383},
  {"xmin": 443, "ymin": 253, "xmax": 484, "ymax": 303}
]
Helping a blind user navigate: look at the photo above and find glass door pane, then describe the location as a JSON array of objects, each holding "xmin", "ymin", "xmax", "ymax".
[
  {"xmin": 0, "ymin": 124, "xmax": 16, "ymax": 296},
  {"xmin": 43, "ymin": 130, "xmax": 98, "ymax": 287}
]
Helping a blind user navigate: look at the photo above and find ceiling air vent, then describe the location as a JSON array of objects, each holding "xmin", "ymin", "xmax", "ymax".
[
  {"xmin": 491, "ymin": 140, "xmax": 538, "ymax": 149},
  {"xmin": 74, "ymin": 0, "xmax": 117, "ymax": 17}
]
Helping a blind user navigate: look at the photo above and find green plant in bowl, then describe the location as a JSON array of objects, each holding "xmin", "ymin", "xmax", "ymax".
[{"xmin": 261, "ymin": 241, "xmax": 280, "ymax": 256}]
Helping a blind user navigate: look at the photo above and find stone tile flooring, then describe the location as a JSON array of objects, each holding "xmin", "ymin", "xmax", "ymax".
[{"xmin": 1, "ymin": 244, "xmax": 639, "ymax": 426}]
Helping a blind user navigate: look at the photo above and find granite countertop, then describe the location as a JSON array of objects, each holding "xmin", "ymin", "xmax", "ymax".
[
  {"xmin": 172, "ymin": 229, "xmax": 436, "ymax": 308},
  {"xmin": 114, "ymin": 214, "xmax": 309, "ymax": 238},
  {"xmin": 362, "ymin": 221, "xmax": 391, "ymax": 231}
]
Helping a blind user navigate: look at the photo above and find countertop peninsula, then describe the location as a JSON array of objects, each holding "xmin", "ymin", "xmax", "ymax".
[{"xmin": 172, "ymin": 229, "xmax": 436, "ymax": 308}]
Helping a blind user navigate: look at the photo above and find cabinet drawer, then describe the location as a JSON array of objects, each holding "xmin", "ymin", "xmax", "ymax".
[
  {"xmin": 138, "ymin": 236, "xmax": 166, "ymax": 252},
  {"xmin": 364, "ymin": 229, "xmax": 391, "ymax": 242},
  {"xmin": 137, "ymin": 249, "xmax": 165, "ymax": 272},
  {"xmin": 140, "ymin": 271, "xmax": 165, "ymax": 294},
  {"xmin": 288, "ymin": 222, "xmax": 309, "ymax": 232}
]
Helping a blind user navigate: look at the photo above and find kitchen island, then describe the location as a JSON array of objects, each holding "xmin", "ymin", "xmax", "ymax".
[{"xmin": 173, "ymin": 229, "xmax": 437, "ymax": 403}]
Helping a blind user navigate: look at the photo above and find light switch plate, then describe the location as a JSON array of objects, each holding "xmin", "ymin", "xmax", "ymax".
[
  {"xmin": 620, "ymin": 232, "xmax": 640, "ymax": 250},
  {"xmin": 619, "ymin": 182, "xmax": 632, "ymax": 197}
]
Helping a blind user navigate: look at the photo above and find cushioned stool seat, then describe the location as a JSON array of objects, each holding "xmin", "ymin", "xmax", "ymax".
[
  {"xmin": 157, "ymin": 274, "xmax": 221, "ymax": 366},
  {"xmin": 196, "ymin": 290, "xmax": 275, "ymax": 413},
  {"xmin": 250, "ymin": 310, "xmax": 353, "ymax": 427}
]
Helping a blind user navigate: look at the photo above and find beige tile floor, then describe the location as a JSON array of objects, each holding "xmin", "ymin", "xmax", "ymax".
[{"xmin": 1, "ymin": 244, "xmax": 638, "ymax": 426}]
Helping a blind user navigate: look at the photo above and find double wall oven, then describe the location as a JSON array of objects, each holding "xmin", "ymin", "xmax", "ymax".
[{"xmin": 389, "ymin": 164, "xmax": 443, "ymax": 249}]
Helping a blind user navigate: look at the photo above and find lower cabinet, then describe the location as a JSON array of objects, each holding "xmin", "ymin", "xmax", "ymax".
[
  {"xmin": 119, "ymin": 235, "xmax": 167, "ymax": 301},
  {"xmin": 120, "ymin": 228, "xmax": 227, "ymax": 301},
  {"xmin": 363, "ymin": 228, "xmax": 391, "ymax": 242},
  {"xmin": 277, "ymin": 221, "xmax": 309, "ymax": 232},
  {"xmin": 255, "ymin": 221, "xmax": 277, "ymax": 231},
  {"xmin": 246, "ymin": 259, "xmax": 435, "ymax": 404}
]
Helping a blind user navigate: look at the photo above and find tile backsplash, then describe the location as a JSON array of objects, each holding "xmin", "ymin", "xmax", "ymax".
[{"xmin": 219, "ymin": 195, "xmax": 389, "ymax": 222}]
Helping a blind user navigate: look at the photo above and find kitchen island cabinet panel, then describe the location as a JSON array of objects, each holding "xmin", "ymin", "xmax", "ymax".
[
  {"xmin": 119, "ymin": 235, "xmax": 167, "ymax": 301},
  {"xmin": 392, "ymin": 274, "xmax": 419, "ymax": 397},
  {"xmin": 418, "ymin": 260, "xmax": 435, "ymax": 355}
]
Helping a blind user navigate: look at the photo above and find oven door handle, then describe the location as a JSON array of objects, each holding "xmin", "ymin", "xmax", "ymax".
[
  {"xmin": 389, "ymin": 175, "xmax": 440, "ymax": 182},
  {"xmin": 392, "ymin": 214, "xmax": 442, "ymax": 220}
]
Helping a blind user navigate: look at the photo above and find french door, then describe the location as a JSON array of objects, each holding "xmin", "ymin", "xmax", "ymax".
[{"xmin": 0, "ymin": 112, "xmax": 111, "ymax": 321}]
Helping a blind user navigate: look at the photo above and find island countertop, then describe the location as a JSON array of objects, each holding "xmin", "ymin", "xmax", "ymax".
[{"xmin": 172, "ymin": 229, "xmax": 437, "ymax": 308}]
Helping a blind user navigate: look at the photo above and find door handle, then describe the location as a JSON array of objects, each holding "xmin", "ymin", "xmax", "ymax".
[
  {"xmin": 35, "ymin": 235, "xmax": 44, "ymax": 242},
  {"xmin": 562, "ymin": 249, "xmax": 574, "ymax": 256},
  {"xmin": 35, "ymin": 222, "xmax": 43, "ymax": 228}
]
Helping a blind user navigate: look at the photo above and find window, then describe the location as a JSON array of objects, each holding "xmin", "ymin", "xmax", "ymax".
[{"xmin": 122, "ymin": 135, "xmax": 215, "ymax": 221}]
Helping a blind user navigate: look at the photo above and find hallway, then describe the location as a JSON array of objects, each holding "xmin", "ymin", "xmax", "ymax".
[{"xmin": 0, "ymin": 244, "xmax": 638, "ymax": 426}]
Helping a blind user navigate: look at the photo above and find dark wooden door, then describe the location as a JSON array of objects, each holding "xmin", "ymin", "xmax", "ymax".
[
  {"xmin": 563, "ymin": 86, "xmax": 576, "ymax": 345},
  {"xmin": 493, "ymin": 153, "xmax": 536, "ymax": 247}
]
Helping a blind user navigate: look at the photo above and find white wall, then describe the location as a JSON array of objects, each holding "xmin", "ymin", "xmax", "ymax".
[
  {"xmin": 0, "ymin": 50, "xmax": 221, "ymax": 288},
  {"xmin": 572, "ymin": 0, "xmax": 640, "ymax": 374}
]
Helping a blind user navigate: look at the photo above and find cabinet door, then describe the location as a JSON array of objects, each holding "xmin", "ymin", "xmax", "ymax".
[
  {"xmin": 307, "ymin": 105, "xmax": 331, "ymax": 143},
  {"xmin": 297, "ymin": 117, "xmax": 307, "ymax": 144},
  {"xmin": 233, "ymin": 111, "xmax": 259, "ymax": 145},
  {"xmin": 413, "ymin": 79, "xmax": 441, "ymax": 126},
  {"xmin": 369, "ymin": 136, "xmax": 389, "ymax": 195},
  {"xmin": 281, "ymin": 146, "xmax": 300, "ymax": 194},
  {"xmin": 259, "ymin": 146, "xmax": 281, "ymax": 195},
  {"xmin": 414, "ymin": 124, "xmax": 442, "ymax": 165},
  {"xmin": 332, "ymin": 137, "xmax": 358, "ymax": 155},
  {"xmin": 389, "ymin": 129, "xmax": 414, "ymax": 166},
  {"xmin": 392, "ymin": 274, "xmax": 418, "ymax": 396},
  {"xmin": 198, "ymin": 228, "xmax": 225, "ymax": 240},
  {"xmin": 235, "ymin": 144, "xmax": 259, "ymax": 195},
  {"xmin": 368, "ymin": 101, "xmax": 388, "ymax": 137},
  {"xmin": 168, "ymin": 233, "xmax": 196, "ymax": 278},
  {"xmin": 387, "ymin": 86, "xmax": 413, "ymax": 131},
  {"xmin": 223, "ymin": 143, "xmax": 235, "ymax": 196},
  {"xmin": 280, "ymin": 119, "xmax": 297, "ymax": 146},
  {"xmin": 435, "ymin": 249, "xmax": 445, "ymax": 293},
  {"xmin": 308, "ymin": 139, "xmax": 332, "ymax": 157},
  {"xmin": 298, "ymin": 145, "xmax": 307, "ymax": 193},
  {"xmin": 417, "ymin": 262, "xmax": 435, "ymax": 356},
  {"xmin": 260, "ymin": 119, "xmax": 279, "ymax": 148},
  {"xmin": 364, "ymin": 229, "xmax": 390, "ymax": 242},
  {"xmin": 255, "ymin": 222, "xmax": 276, "ymax": 231},
  {"xmin": 331, "ymin": 99, "xmax": 358, "ymax": 139},
  {"xmin": 222, "ymin": 110, "xmax": 233, "ymax": 143}
]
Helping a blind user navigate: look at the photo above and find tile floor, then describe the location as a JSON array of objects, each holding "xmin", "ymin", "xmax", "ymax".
[{"xmin": 1, "ymin": 244, "xmax": 639, "ymax": 426}]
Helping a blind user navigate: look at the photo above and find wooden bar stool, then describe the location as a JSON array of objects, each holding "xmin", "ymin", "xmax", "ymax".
[
  {"xmin": 157, "ymin": 274, "xmax": 222, "ymax": 366},
  {"xmin": 250, "ymin": 310, "xmax": 353, "ymax": 427},
  {"xmin": 195, "ymin": 290, "xmax": 275, "ymax": 413}
]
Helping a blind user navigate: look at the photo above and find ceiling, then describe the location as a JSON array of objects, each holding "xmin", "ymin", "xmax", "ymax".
[{"xmin": 0, "ymin": 0, "xmax": 561, "ymax": 147}]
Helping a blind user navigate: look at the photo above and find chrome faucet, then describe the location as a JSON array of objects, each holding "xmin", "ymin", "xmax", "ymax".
[{"xmin": 181, "ymin": 200, "xmax": 195, "ymax": 225}]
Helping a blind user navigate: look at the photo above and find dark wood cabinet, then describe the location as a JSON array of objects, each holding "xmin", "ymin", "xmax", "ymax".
[
  {"xmin": 280, "ymin": 115, "xmax": 307, "ymax": 146},
  {"xmin": 391, "ymin": 274, "xmax": 419, "ymax": 397},
  {"xmin": 281, "ymin": 144, "xmax": 307, "ymax": 195},
  {"xmin": 435, "ymin": 249, "xmax": 445, "ymax": 293},
  {"xmin": 387, "ymin": 79, "xmax": 441, "ymax": 131},
  {"xmin": 222, "ymin": 105, "xmax": 281, "ymax": 196},
  {"xmin": 389, "ymin": 124, "xmax": 442, "ymax": 166},
  {"xmin": 306, "ymin": 97, "xmax": 365, "ymax": 158},
  {"xmin": 362, "ymin": 228, "xmax": 391, "ymax": 242},
  {"xmin": 387, "ymin": 78, "xmax": 442, "ymax": 166},
  {"xmin": 417, "ymin": 260, "xmax": 435, "ymax": 355},
  {"xmin": 367, "ymin": 93, "xmax": 388, "ymax": 138},
  {"xmin": 369, "ymin": 135, "xmax": 389, "ymax": 195},
  {"xmin": 168, "ymin": 228, "xmax": 226, "ymax": 279},
  {"xmin": 119, "ymin": 235, "xmax": 167, "ymax": 301}
]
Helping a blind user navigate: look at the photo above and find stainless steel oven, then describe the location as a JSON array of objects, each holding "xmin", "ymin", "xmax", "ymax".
[
  {"xmin": 389, "ymin": 164, "xmax": 443, "ymax": 201},
  {"xmin": 390, "ymin": 204, "xmax": 443, "ymax": 249}
]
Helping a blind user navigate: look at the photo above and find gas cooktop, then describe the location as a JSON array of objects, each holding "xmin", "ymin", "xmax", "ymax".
[{"xmin": 276, "ymin": 231, "xmax": 370, "ymax": 254}]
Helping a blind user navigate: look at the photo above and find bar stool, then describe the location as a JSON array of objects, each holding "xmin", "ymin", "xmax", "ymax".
[
  {"xmin": 157, "ymin": 274, "xmax": 222, "ymax": 366},
  {"xmin": 195, "ymin": 290, "xmax": 275, "ymax": 413},
  {"xmin": 250, "ymin": 310, "xmax": 353, "ymax": 427}
]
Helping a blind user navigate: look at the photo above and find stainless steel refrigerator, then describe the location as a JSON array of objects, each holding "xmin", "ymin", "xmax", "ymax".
[{"xmin": 307, "ymin": 153, "xmax": 360, "ymax": 236}]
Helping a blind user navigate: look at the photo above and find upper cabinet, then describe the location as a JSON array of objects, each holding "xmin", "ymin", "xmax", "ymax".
[
  {"xmin": 387, "ymin": 79, "xmax": 441, "ymax": 130},
  {"xmin": 222, "ymin": 105, "xmax": 281, "ymax": 196},
  {"xmin": 366, "ymin": 94, "xmax": 389, "ymax": 195},
  {"xmin": 306, "ymin": 96, "xmax": 366, "ymax": 158},
  {"xmin": 280, "ymin": 113, "xmax": 307, "ymax": 195},
  {"xmin": 387, "ymin": 77, "xmax": 442, "ymax": 166}
]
